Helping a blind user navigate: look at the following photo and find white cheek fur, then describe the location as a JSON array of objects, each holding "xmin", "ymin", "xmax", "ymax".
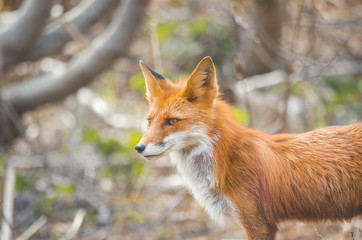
[{"xmin": 141, "ymin": 142, "xmax": 165, "ymax": 156}]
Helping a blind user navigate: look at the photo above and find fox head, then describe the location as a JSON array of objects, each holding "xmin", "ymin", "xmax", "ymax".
[{"xmin": 135, "ymin": 56, "xmax": 219, "ymax": 160}]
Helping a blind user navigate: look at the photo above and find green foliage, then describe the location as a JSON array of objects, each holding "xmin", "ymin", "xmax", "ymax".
[
  {"xmin": 100, "ymin": 158, "xmax": 146, "ymax": 192},
  {"xmin": 83, "ymin": 126, "xmax": 143, "ymax": 157},
  {"xmin": 40, "ymin": 192, "xmax": 60, "ymax": 216},
  {"xmin": 157, "ymin": 21, "xmax": 180, "ymax": 43},
  {"xmin": 82, "ymin": 126, "xmax": 100, "ymax": 143},
  {"xmin": 149, "ymin": 15, "xmax": 235, "ymax": 78},
  {"xmin": 85, "ymin": 210, "xmax": 97, "ymax": 225},
  {"xmin": 232, "ymin": 105, "xmax": 250, "ymax": 125},
  {"xmin": 189, "ymin": 16, "xmax": 211, "ymax": 39},
  {"xmin": 15, "ymin": 173, "xmax": 37, "ymax": 193},
  {"xmin": 35, "ymin": 181, "xmax": 77, "ymax": 217},
  {"xmin": 98, "ymin": 70, "xmax": 118, "ymax": 106},
  {"xmin": 105, "ymin": 159, "xmax": 144, "ymax": 179},
  {"xmin": 53, "ymin": 183, "xmax": 76, "ymax": 195},
  {"xmin": 0, "ymin": 155, "xmax": 3, "ymax": 177},
  {"xmin": 128, "ymin": 211, "xmax": 144, "ymax": 224},
  {"xmin": 290, "ymin": 82, "xmax": 308, "ymax": 97},
  {"xmin": 100, "ymin": 139, "xmax": 123, "ymax": 157},
  {"xmin": 82, "ymin": 126, "xmax": 146, "ymax": 192},
  {"xmin": 129, "ymin": 72, "xmax": 146, "ymax": 95},
  {"xmin": 0, "ymin": 156, "xmax": 4, "ymax": 195},
  {"xmin": 82, "ymin": 126, "xmax": 124, "ymax": 157},
  {"xmin": 308, "ymin": 75, "xmax": 362, "ymax": 126},
  {"xmin": 323, "ymin": 75, "xmax": 362, "ymax": 110},
  {"xmin": 157, "ymin": 229, "xmax": 174, "ymax": 239},
  {"xmin": 321, "ymin": 75, "xmax": 362, "ymax": 122},
  {"xmin": 126, "ymin": 131, "xmax": 143, "ymax": 151}
]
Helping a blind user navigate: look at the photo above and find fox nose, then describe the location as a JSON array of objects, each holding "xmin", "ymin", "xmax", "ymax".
[{"xmin": 135, "ymin": 144, "xmax": 146, "ymax": 153}]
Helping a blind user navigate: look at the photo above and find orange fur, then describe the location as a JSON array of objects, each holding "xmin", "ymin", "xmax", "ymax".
[
  {"xmin": 136, "ymin": 57, "xmax": 362, "ymax": 240},
  {"xmin": 212, "ymin": 100, "xmax": 362, "ymax": 239}
]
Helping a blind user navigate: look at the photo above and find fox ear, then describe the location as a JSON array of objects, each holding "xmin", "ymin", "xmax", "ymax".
[
  {"xmin": 184, "ymin": 56, "xmax": 218, "ymax": 104},
  {"xmin": 139, "ymin": 61, "xmax": 171, "ymax": 101}
]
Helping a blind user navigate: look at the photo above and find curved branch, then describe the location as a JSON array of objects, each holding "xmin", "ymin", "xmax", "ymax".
[
  {"xmin": 0, "ymin": 0, "xmax": 53, "ymax": 66},
  {"xmin": 2, "ymin": 0, "xmax": 149, "ymax": 114},
  {"xmin": 23, "ymin": 0, "xmax": 120, "ymax": 62}
]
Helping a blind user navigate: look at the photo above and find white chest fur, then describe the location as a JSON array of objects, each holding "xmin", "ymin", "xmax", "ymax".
[{"xmin": 169, "ymin": 142, "xmax": 237, "ymax": 226}]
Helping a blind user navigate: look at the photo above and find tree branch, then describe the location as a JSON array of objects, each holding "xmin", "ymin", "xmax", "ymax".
[
  {"xmin": 22, "ymin": 0, "xmax": 120, "ymax": 62},
  {"xmin": 2, "ymin": 0, "xmax": 149, "ymax": 114},
  {"xmin": 0, "ymin": 0, "xmax": 53, "ymax": 66}
]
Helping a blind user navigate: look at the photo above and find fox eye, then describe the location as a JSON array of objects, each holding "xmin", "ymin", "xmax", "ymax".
[
  {"xmin": 147, "ymin": 118, "xmax": 151, "ymax": 125},
  {"xmin": 166, "ymin": 118, "xmax": 178, "ymax": 126}
]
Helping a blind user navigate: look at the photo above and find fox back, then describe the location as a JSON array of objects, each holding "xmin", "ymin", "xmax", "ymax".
[{"xmin": 135, "ymin": 56, "xmax": 362, "ymax": 240}]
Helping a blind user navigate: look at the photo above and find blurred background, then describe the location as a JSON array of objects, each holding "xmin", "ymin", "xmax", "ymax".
[{"xmin": 0, "ymin": 0, "xmax": 361, "ymax": 239}]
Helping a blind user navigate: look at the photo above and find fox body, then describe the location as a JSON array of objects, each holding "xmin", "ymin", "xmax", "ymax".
[{"xmin": 135, "ymin": 57, "xmax": 362, "ymax": 240}]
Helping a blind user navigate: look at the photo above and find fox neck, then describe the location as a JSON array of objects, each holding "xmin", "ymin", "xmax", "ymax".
[{"xmin": 169, "ymin": 122, "xmax": 237, "ymax": 225}]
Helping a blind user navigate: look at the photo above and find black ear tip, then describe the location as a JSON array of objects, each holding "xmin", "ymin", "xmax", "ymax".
[{"xmin": 142, "ymin": 62, "xmax": 166, "ymax": 80}]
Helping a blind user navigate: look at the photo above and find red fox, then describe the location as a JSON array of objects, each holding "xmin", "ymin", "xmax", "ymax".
[{"xmin": 135, "ymin": 56, "xmax": 362, "ymax": 240}]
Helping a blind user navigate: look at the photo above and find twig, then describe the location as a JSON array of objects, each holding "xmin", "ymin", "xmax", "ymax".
[
  {"xmin": 63, "ymin": 208, "xmax": 87, "ymax": 240},
  {"xmin": 1, "ymin": 160, "xmax": 16, "ymax": 240},
  {"xmin": 16, "ymin": 215, "xmax": 47, "ymax": 240}
]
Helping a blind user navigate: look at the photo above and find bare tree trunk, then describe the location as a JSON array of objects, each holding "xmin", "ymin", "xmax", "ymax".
[{"xmin": 242, "ymin": 0, "xmax": 286, "ymax": 77}]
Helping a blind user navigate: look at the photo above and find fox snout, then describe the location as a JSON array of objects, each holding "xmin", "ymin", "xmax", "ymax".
[
  {"xmin": 135, "ymin": 144, "xmax": 146, "ymax": 153},
  {"xmin": 134, "ymin": 140, "xmax": 169, "ymax": 160}
]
